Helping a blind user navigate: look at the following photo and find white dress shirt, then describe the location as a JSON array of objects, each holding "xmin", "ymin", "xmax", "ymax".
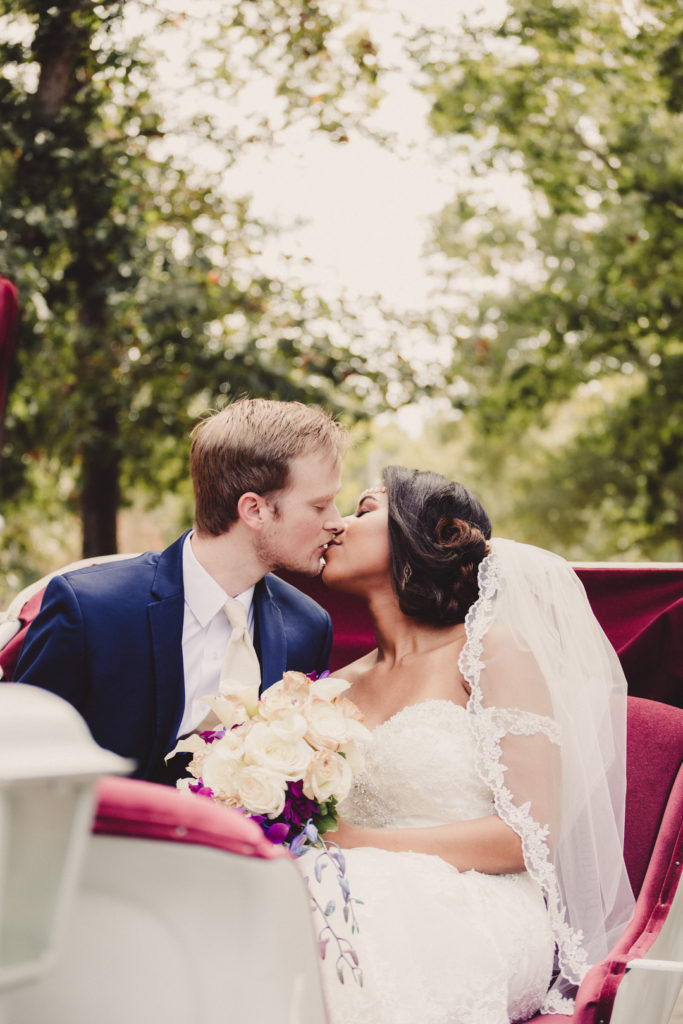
[{"xmin": 177, "ymin": 532, "xmax": 255, "ymax": 738}]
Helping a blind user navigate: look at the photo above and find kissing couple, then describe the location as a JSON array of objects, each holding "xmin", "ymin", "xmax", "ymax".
[{"xmin": 17, "ymin": 398, "xmax": 634, "ymax": 1023}]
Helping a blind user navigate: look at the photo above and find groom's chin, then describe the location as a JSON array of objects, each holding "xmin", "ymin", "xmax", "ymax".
[{"xmin": 279, "ymin": 555, "xmax": 328, "ymax": 579}]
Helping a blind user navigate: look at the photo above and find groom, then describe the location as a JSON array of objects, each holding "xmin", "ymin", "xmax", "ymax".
[{"xmin": 15, "ymin": 399, "xmax": 347, "ymax": 783}]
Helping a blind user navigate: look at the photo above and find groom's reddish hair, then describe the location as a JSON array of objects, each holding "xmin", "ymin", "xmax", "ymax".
[{"xmin": 190, "ymin": 398, "xmax": 347, "ymax": 536}]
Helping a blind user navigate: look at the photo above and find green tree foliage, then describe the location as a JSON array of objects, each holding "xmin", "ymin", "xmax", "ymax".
[
  {"xmin": 419, "ymin": 0, "xmax": 683, "ymax": 557},
  {"xmin": 0, "ymin": 0, "xmax": 400, "ymax": 563}
]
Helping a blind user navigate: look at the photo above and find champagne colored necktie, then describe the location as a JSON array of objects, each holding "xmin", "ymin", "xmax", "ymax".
[
  {"xmin": 218, "ymin": 596, "xmax": 261, "ymax": 691},
  {"xmin": 193, "ymin": 597, "xmax": 261, "ymax": 734}
]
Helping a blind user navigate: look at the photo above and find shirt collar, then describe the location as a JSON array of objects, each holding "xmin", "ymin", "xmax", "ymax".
[{"xmin": 182, "ymin": 532, "xmax": 255, "ymax": 628}]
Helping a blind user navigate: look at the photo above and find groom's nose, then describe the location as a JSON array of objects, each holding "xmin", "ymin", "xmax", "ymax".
[{"xmin": 323, "ymin": 507, "xmax": 346, "ymax": 535}]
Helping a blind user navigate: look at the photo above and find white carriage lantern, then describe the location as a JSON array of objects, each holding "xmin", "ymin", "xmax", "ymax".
[{"xmin": 0, "ymin": 684, "xmax": 131, "ymax": 991}]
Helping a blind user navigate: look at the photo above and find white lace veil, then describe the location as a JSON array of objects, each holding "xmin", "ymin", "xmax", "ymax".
[{"xmin": 459, "ymin": 538, "xmax": 635, "ymax": 1014}]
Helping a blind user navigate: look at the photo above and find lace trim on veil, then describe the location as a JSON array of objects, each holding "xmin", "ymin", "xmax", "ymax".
[{"xmin": 458, "ymin": 548, "xmax": 590, "ymax": 1005}]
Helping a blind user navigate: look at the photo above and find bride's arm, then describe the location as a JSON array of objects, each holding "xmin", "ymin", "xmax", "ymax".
[{"xmin": 327, "ymin": 815, "xmax": 525, "ymax": 874}]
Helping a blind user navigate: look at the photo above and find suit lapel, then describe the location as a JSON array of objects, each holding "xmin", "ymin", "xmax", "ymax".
[
  {"xmin": 254, "ymin": 576, "xmax": 286, "ymax": 692},
  {"xmin": 146, "ymin": 533, "xmax": 188, "ymax": 767}
]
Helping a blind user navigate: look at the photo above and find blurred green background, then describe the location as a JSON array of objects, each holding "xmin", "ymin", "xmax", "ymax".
[{"xmin": 1, "ymin": 0, "xmax": 681, "ymax": 605}]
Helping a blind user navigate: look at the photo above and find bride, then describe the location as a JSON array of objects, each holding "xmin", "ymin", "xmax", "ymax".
[{"xmin": 304, "ymin": 466, "xmax": 634, "ymax": 1024}]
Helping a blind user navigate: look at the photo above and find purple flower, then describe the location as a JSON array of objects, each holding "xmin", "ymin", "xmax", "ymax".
[
  {"xmin": 265, "ymin": 822, "xmax": 291, "ymax": 844},
  {"xmin": 197, "ymin": 728, "xmax": 226, "ymax": 744},
  {"xmin": 304, "ymin": 820, "xmax": 319, "ymax": 843},
  {"xmin": 289, "ymin": 832, "xmax": 308, "ymax": 857},
  {"xmin": 188, "ymin": 780, "xmax": 214, "ymax": 798},
  {"xmin": 282, "ymin": 779, "xmax": 320, "ymax": 828}
]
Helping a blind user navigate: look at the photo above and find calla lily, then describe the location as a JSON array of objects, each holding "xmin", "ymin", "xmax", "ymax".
[
  {"xmin": 309, "ymin": 675, "xmax": 352, "ymax": 702},
  {"xmin": 217, "ymin": 678, "xmax": 260, "ymax": 717},
  {"xmin": 165, "ymin": 732, "xmax": 206, "ymax": 760},
  {"xmin": 201, "ymin": 693, "xmax": 249, "ymax": 729}
]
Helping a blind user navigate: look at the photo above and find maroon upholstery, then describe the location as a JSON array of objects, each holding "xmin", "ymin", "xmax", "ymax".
[
  {"xmin": 623, "ymin": 696, "xmax": 683, "ymax": 895},
  {"xmin": 575, "ymin": 566, "xmax": 683, "ymax": 708},
  {"xmin": 531, "ymin": 696, "xmax": 683, "ymax": 1023},
  {"xmin": 0, "ymin": 275, "xmax": 19, "ymax": 441},
  {"xmin": 0, "ymin": 589, "xmax": 43, "ymax": 681},
  {"xmin": 94, "ymin": 775, "xmax": 289, "ymax": 861}
]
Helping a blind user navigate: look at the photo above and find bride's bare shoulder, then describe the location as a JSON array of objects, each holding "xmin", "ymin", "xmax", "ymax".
[{"xmin": 330, "ymin": 648, "xmax": 379, "ymax": 684}]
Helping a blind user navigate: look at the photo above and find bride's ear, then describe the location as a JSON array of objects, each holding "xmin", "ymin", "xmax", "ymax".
[{"xmin": 236, "ymin": 492, "xmax": 268, "ymax": 532}]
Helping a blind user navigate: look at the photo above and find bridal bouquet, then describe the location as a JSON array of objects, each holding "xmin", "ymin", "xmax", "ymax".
[{"xmin": 175, "ymin": 670, "xmax": 369, "ymax": 985}]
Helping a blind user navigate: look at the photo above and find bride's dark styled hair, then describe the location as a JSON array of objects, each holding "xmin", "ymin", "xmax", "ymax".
[{"xmin": 382, "ymin": 466, "xmax": 491, "ymax": 626}]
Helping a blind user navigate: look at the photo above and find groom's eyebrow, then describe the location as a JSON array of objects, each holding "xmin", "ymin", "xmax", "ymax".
[{"xmin": 314, "ymin": 489, "xmax": 339, "ymax": 504}]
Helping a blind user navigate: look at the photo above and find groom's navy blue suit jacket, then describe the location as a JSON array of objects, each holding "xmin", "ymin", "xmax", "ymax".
[{"xmin": 15, "ymin": 532, "xmax": 333, "ymax": 783}]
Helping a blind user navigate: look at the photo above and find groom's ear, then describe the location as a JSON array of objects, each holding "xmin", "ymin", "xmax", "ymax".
[{"xmin": 236, "ymin": 492, "xmax": 268, "ymax": 532}]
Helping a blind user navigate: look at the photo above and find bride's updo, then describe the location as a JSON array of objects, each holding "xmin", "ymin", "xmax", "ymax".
[{"xmin": 382, "ymin": 466, "xmax": 491, "ymax": 626}]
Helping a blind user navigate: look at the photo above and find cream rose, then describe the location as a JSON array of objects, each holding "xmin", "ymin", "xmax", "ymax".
[
  {"xmin": 303, "ymin": 749, "xmax": 353, "ymax": 803},
  {"xmin": 243, "ymin": 719, "xmax": 313, "ymax": 780},
  {"xmin": 234, "ymin": 765, "xmax": 287, "ymax": 818},
  {"xmin": 268, "ymin": 671, "xmax": 311, "ymax": 703},
  {"xmin": 259, "ymin": 685, "xmax": 308, "ymax": 720},
  {"xmin": 304, "ymin": 697, "xmax": 352, "ymax": 751},
  {"xmin": 334, "ymin": 696, "xmax": 366, "ymax": 723}
]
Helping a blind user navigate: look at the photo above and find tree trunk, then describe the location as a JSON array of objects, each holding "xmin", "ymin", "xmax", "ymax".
[
  {"xmin": 80, "ymin": 404, "xmax": 120, "ymax": 557},
  {"xmin": 36, "ymin": 41, "xmax": 76, "ymax": 118},
  {"xmin": 31, "ymin": 7, "xmax": 121, "ymax": 557}
]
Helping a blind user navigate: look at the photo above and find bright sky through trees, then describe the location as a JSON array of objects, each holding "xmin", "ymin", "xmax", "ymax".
[{"xmin": 125, "ymin": 0, "xmax": 511, "ymax": 311}]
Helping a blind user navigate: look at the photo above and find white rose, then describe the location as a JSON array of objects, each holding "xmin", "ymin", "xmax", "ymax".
[
  {"xmin": 303, "ymin": 749, "xmax": 353, "ymax": 803},
  {"xmin": 269, "ymin": 711, "xmax": 308, "ymax": 742},
  {"xmin": 201, "ymin": 742, "xmax": 241, "ymax": 800},
  {"xmin": 304, "ymin": 697, "xmax": 351, "ymax": 751},
  {"xmin": 234, "ymin": 765, "xmax": 287, "ymax": 817},
  {"xmin": 244, "ymin": 720, "xmax": 313, "ymax": 780},
  {"xmin": 214, "ymin": 722, "xmax": 251, "ymax": 756},
  {"xmin": 309, "ymin": 675, "xmax": 352, "ymax": 702}
]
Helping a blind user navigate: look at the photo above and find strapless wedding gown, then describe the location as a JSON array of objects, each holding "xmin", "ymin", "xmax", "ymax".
[{"xmin": 299, "ymin": 700, "xmax": 555, "ymax": 1024}]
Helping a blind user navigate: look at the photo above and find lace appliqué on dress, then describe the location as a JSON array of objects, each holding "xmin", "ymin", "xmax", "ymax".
[{"xmin": 540, "ymin": 990, "xmax": 576, "ymax": 1015}]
